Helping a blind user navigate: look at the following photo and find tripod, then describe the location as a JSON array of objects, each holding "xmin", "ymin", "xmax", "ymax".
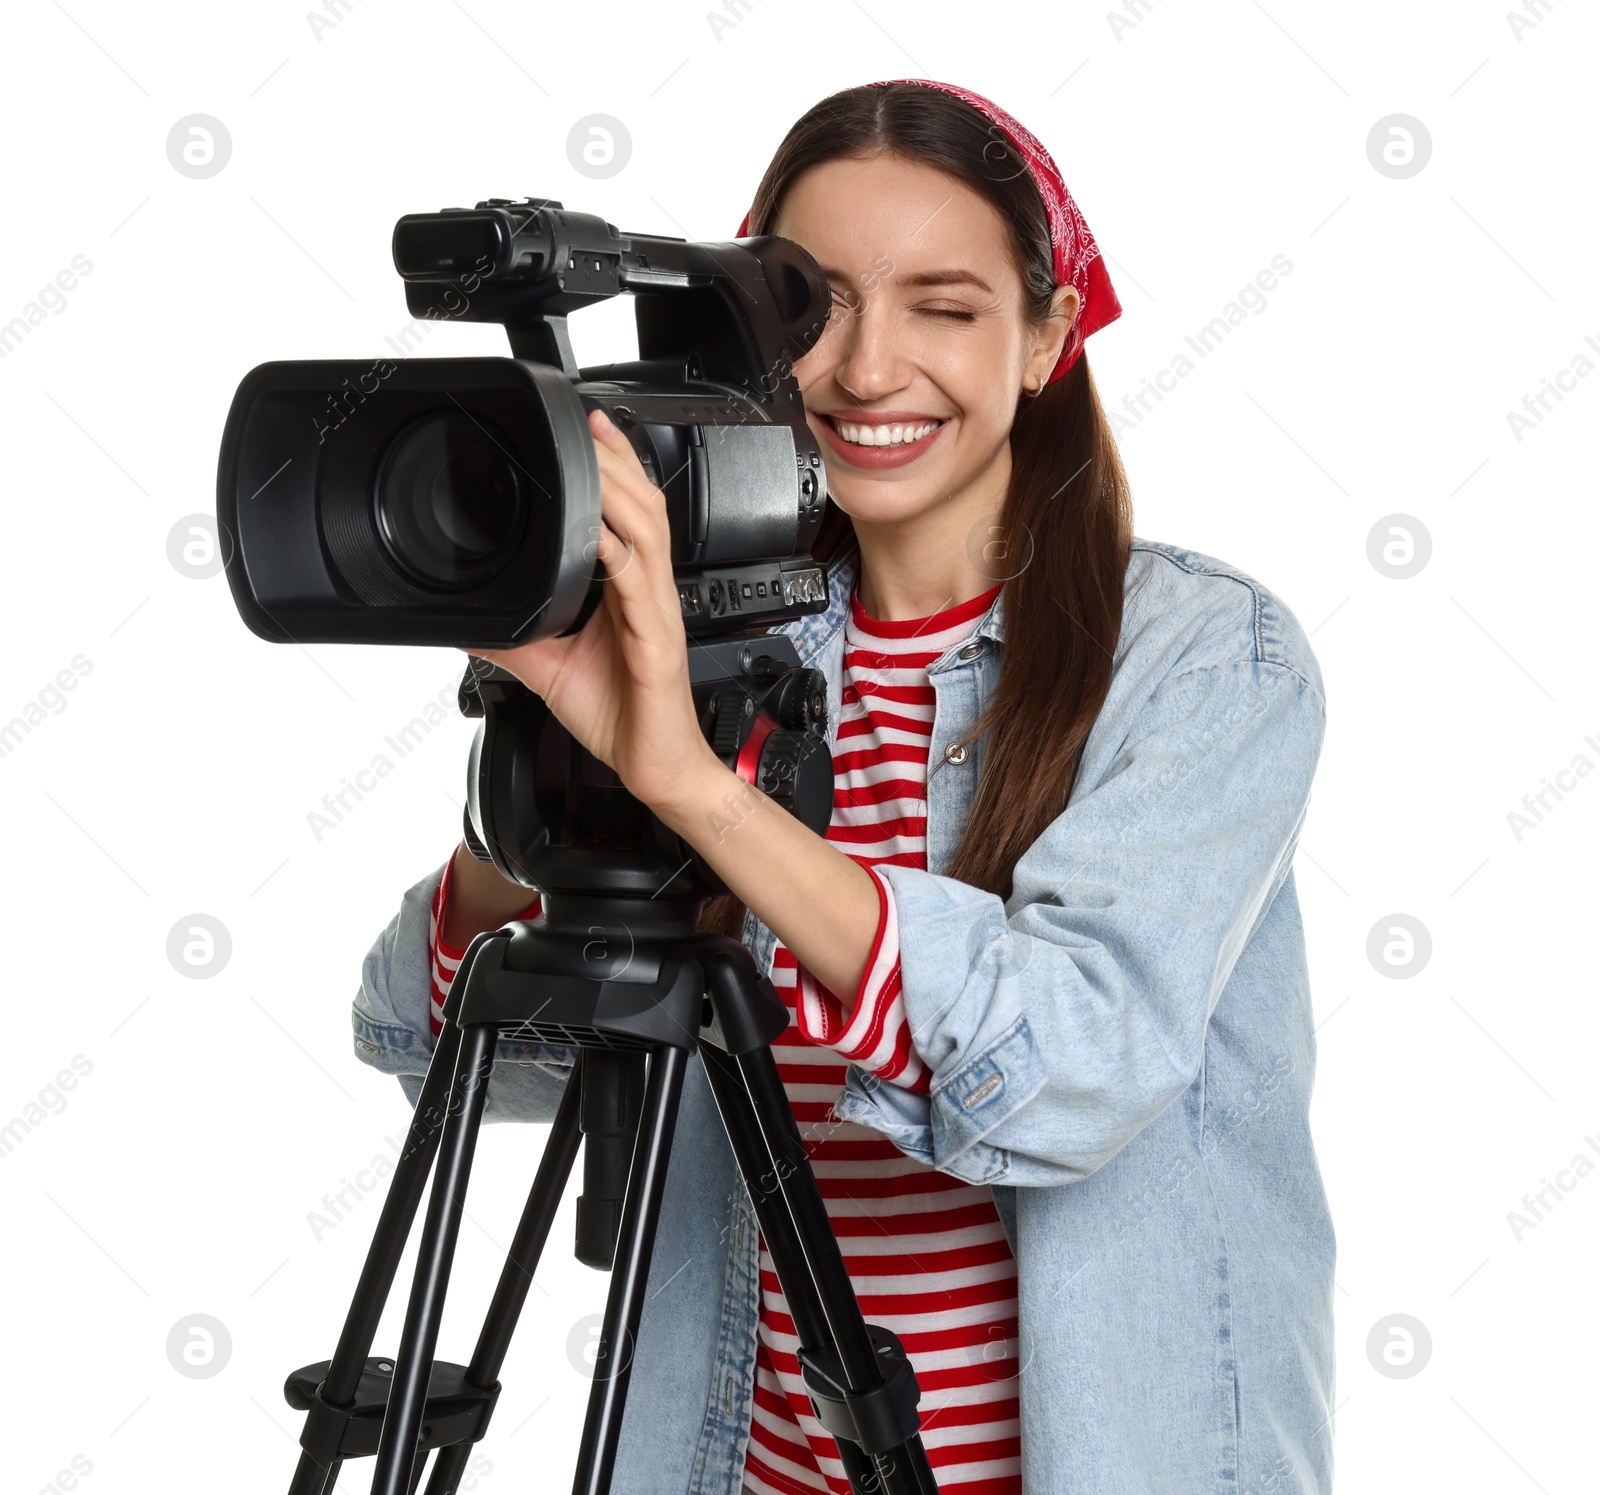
[{"xmin": 279, "ymin": 644, "xmax": 941, "ymax": 1495}]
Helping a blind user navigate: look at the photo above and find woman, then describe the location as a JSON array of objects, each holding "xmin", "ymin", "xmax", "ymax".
[{"xmin": 353, "ymin": 79, "xmax": 1335, "ymax": 1495}]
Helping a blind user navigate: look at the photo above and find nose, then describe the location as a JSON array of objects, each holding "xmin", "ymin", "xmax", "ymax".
[{"xmin": 829, "ymin": 292, "xmax": 912, "ymax": 404}]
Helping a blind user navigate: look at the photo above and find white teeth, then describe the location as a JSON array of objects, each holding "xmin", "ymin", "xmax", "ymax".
[{"xmin": 834, "ymin": 419, "xmax": 940, "ymax": 447}]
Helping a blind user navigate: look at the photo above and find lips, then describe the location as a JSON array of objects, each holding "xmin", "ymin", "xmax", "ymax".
[{"xmin": 816, "ymin": 412, "xmax": 949, "ymax": 469}]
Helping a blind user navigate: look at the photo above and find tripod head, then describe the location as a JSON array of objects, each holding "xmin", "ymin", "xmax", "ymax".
[{"xmin": 456, "ymin": 630, "xmax": 834, "ymax": 920}]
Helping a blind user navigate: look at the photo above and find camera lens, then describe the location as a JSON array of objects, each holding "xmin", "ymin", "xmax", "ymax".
[{"xmin": 374, "ymin": 411, "xmax": 527, "ymax": 590}]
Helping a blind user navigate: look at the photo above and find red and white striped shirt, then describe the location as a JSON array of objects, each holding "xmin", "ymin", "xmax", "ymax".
[{"xmin": 426, "ymin": 579, "xmax": 1019, "ymax": 1494}]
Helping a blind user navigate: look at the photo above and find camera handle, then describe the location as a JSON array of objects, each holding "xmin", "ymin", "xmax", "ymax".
[{"xmin": 280, "ymin": 902, "xmax": 940, "ymax": 1495}]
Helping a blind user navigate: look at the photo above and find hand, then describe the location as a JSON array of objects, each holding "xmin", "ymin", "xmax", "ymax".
[{"xmin": 464, "ymin": 408, "xmax": 716, "ymax": 814}]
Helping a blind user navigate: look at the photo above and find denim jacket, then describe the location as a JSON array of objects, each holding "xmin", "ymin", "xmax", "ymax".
[{"xmin": 352, "ymin": 538, "xmax": 1336, "ymax": 1495}]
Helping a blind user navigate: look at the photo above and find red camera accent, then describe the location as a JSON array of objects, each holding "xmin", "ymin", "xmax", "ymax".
[{"xmin": 734, "ymin": 711, "xmax": 779, "ymax": 785}]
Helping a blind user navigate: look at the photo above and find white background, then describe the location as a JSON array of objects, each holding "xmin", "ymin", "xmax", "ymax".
[{"xmin": 1, "ymin": 1, "xmax": 1595, "ymax": 1491}]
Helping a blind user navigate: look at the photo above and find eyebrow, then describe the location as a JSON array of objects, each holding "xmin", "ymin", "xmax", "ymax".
[{"xmin": 819, "ymin": 267, "xmax": 995, "ymax": 294}]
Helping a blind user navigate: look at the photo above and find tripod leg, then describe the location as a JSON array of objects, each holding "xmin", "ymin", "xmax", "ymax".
[
  {"xmin": 370, "ymin": 1021, "xmax": 499, "ymax": 1495},
  {"xmin": 698, "ymin": 1046, "xmax": 888, "ymax": 1494},
  {"xmin": 572, "ymin": 1044, "xmax": 690, "ymax": 1495},
  {"xmin": 422, "ymin": 1058, "xmax": 585, "ymax": 1495},
  {"xmin": 741, "ymin": 1041, "xmax": 939, "ymax": 1493},
  {"xmin": 286, "ymin": 1018, "xmax": 466, "ymax": 1495},
  {"xmin": 697, "ymin": 1045, "xmax": 856, "ymax": 1355},
  {"xmin": 702, "ymin": 1041, "xmax": 940, "ymax": 1495}
]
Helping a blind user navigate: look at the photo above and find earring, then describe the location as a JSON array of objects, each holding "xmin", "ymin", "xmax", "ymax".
[{"xmin": 1022, "ymin": 377, "xmax": 1042, "ymax": 398}]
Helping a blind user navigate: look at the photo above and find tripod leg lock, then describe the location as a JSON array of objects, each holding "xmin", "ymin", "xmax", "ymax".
[
  {"xmin": 285, "ymin": 1357, "xmax": 500, "ymax": 1460},
  {"xmin": 798, "ymin": 1325, "xmax": 922, "ymax": 1458}
]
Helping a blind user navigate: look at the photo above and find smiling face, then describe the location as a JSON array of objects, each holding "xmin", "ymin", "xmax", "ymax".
[{"xmin": 772, "ymin": 151, "xmax": 1077, "ymax": 547}]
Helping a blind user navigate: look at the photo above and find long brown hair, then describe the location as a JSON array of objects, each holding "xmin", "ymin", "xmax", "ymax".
[{"xmin": 699, "ymin": 82, "xmax": 1133, "ymax": 940}]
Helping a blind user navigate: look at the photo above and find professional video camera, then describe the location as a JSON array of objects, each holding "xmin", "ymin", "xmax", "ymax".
[{"xmin": 216, "ymin": 194, "xmax": 833, "ymax": 649}]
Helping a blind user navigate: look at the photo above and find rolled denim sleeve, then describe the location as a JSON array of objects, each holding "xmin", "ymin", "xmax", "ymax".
[
  {"xmin": 831, "ymin": 658, "xmax": 1325, "ymax": 1187},
  {"xmin": 350, "ymin": 859, "xmax": 576, "ymax": 1123}
]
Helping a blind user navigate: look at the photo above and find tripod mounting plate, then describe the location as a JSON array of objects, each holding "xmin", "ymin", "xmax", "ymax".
[{"xmin": 448, "ymin": 921, "xmax": 790, "ymax": 1058}]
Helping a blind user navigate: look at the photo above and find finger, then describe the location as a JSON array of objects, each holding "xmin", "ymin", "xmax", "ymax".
[
  {"xmin": 592, "ymin": 432, "xmax": 665, "ymax": 521},
  {"xmin": 592, "ymin": 455, "xmax": 672, "ymax": 591},
  {"xmin": 584, "ymin": 420, "xmax": 682, "ymax": 638},
  {"xmin": 592, "ymin": 513, "xmax": 661, "ymax": 624},
  {"xmin": 595, "ymin": 518, "xmax": 681, "ymax": 653},
  {"xmin": 589, "ymin": 406, "xmax": 636, "ymax": 459},
  {"xmin": 589, "ymin": 409, "xmax": 659, "ymax": 498},
  {"xmin": 590, "ymin": 414, "xmax": 670, "ymax": 543},
  {"xmin": 592, "ymin": 518, "xmax": 634, "ymax": 580},
  {"xmin": 596, "ymin": 521, "xmax": 665, "ymax": 626},
  {"xmin": 464, "ymin": 630, "xmax": 577, "ymax": 700},
  {"xmin": 588, "ymin": 406, "xmax": 622, "ymax": 441}
]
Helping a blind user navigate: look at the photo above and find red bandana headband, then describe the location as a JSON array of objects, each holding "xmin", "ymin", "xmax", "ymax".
[{"xmin": 736, "ymin": 77, "xmax": 1120, "ymax": 384}]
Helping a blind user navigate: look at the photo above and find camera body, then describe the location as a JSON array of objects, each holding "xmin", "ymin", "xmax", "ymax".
[{"xmin": 215, "ymin": 197, "xmax": 835, "ymax": 648}]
